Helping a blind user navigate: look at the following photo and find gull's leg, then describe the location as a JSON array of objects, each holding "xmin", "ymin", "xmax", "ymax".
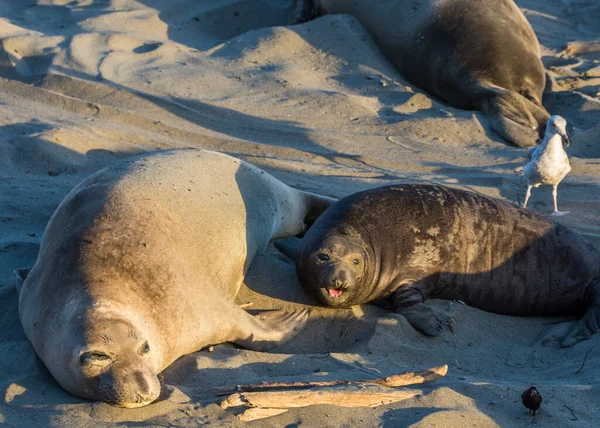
[
  {"xmin": 523, "ymin": 184, "xmax": 532, "ymax": 208},
  {"xmin": 550, "ymin": 185, "xmax": 570, "ymax": 216}
]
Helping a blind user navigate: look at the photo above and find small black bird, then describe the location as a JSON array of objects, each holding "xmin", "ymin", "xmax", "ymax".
[{"xmin": 522, "ymin": 386, "xmax": 542, "ymax": 415}]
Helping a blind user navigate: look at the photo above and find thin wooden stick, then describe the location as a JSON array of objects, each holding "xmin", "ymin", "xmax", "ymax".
[
  {"xmin": 565, "ymin": 40, "xmax": 600, "ymax": 55},
  {"xmin": 220, "ymin": 388, "xmax": 422, "ymax": 410},
  {"xmin": 238, "ymin": 408, "xmax": 288, "ymax": 421},
  {"xmin": 213, "ymin": 365, "xmax": 447, "ymax": 396}
]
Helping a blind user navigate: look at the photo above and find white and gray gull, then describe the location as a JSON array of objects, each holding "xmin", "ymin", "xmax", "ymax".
[{"xmin": 522, "ymin": 115, "xmax": 571, "ymax": 216}]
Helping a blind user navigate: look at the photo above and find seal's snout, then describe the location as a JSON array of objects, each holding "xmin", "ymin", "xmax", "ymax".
[
  {"xmin": 94, "ymin": 361, "xmax": 161, "ymax": 408},
  {"xmin": 326, "ymin": 271, "xmax": 349, "ymax": 298},
  {"xmin": 133, "ymin": 370, "xmax": 160, "ymax": 402},
  {"xmin": 106, "ymin": 369, "xmax": 161, "ymax": 408},
  {"xmin": 331, "ymin": 278, "xmax": 346, "ymax": 289}
]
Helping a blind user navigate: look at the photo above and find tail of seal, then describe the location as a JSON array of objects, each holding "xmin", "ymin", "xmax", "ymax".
[
  {"xmin": 562, "ymin": 278, "xmax": 600, "ymax": 347},
  {"xmin": 301, "ymin": 191, "xmax": 337, "ymax": 229},
  {"xmin": 272, "ymin": 188, "xmax": 336, "ymax": 241}
]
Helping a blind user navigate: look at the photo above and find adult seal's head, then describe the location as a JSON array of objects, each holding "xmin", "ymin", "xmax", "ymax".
[
  {"xmin": 68, "ymin": 314, "xmax": 161, "ymax": 407},
  {"xmin": 16, "ymin": 267, "xmax": 161, "ymax": 407}
]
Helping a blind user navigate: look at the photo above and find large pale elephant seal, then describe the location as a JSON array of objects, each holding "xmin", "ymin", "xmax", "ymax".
[
  {"xmin": 293, "ymin": 0, "xmax": 550, "ymax": 148},
  {"xmin": 277, "ymin": 184, "xmax": 600, "ymax": 347},
  {"xmin": 16, "ymin": 149, "xmax": 335, "ymax": 408}
]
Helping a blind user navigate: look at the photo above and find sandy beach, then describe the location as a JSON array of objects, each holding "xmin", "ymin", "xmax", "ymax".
[{"xmin": 1, "ymin": 0, "xmax": 599, "ymax": 426}]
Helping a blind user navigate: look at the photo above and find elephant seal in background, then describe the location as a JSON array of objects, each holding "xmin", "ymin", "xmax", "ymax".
[
  {"xmin": 17, "ymin": 149, "xmax": 336, "ymax": 408},
  {"xmin": 277, "ymin": 184, "xmax": 600, "ymax": 347},
  {"xmin": 293, "ymin": 0, "xmax": 550, "ymax": 148}
]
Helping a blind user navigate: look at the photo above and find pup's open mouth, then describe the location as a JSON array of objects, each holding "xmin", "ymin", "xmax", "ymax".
[{"xmin": 327, "ymin": 288, "xmax": 344, "ymax": 298}]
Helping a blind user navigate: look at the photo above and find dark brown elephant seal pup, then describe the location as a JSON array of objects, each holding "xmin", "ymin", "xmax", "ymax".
[
  {"xmin": 278, "ymin": 184, "xmax": 600, "ymax": 347},
  {"xmin": 292, "ymin": 0, "xmax": 550, "ymax": 148},
  {"xmin": 16, "ymin": 149, "xmax": 336, "ymax": 408}
]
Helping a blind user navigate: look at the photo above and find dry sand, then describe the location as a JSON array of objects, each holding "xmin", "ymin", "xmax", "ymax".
[{"xmin": 1, "ymin": 0, "xmax": 599, "ymax": 426}]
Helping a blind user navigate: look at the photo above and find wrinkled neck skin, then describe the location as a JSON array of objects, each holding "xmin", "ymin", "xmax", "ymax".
[
  {"xmin": 367, "ymin": 227, "xmax": 419, "ymax": 302},
  {"xmin": 351, "ymin": 231, "xmax": 388, "ymax": 305}
]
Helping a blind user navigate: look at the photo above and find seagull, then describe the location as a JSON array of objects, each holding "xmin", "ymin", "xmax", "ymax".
[
  {"xmin": 522, "ymin": 115, "xmax": 571, "ymax": 216},
  {"xmin": 522, "ymin": 386, "xmax": 542, "ymax": 416}
]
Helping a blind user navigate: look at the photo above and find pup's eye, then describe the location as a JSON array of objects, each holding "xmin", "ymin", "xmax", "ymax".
[
  {"xmin": 353, "ymin": 259, "xmax": 360, "ymax": 265},
  {"xmin": 80, "ymin": 352, "xmax": 111, "ymax": 366},
  {"xmin": 139, "ymin": 341, "xmax": 150, "ymax": 355},
  {"xmin": 317, "ymin": 253, "xmax": 330, "ymax": 262}
]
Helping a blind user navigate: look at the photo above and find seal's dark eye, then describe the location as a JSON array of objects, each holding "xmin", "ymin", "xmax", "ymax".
[
  {"xmin": 317, "ymin": 253, "xmax": 330, "ymax": 262},
  {"xmin": 139, "ymin": 341, "xmax": 150, "ymax": 355},
  {"xmin": 80, "ymin": 351, "xmax": 112, "ymax": 366},
  {"xmin": 353, "ymin": 258, "xmax": 360, "ymax": 265}
]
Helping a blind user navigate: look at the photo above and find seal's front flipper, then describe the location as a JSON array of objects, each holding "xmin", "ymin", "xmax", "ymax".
[
  {"xmin": 274, "ymin": 237, "xmax": 302, "ymax": 263},
  {"xmin": 234, "ymin": 309, "xmax": 309, "ymax": 352},
  {"xmin": 479, "ymin": 88, "xmax": 549, "ymax": 148},
  {"xmin": 391, "ymin": 287, "xmax": 454, "ymax": 336},
  {"xmin": 14, "ymin": 268, "xmax": 31, "ymax": 297},
  {"xmin": 396, "ymin": 304, "xmax": 454, "ymax": 336}
]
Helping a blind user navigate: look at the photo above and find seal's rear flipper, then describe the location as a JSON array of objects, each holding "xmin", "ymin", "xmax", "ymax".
[
  {"xmin": 14, "ymin": 268, "xmax": 31, "ymax": 297},
  {"xmin": 302, "ymin": 191, "xmax": 337, "ymax": 229},
  {"xmin": 274, "ymin": 237, "xmax": 302, "ymax": 262},
  {"xmin": 479, "ymin": 88, "xmax": 550, "ymax": 148},
  {"xmin": 561, "ymin": 306, "xmax": 600, "ymax": 347},
  {"xmin": 562, "ymin": 280, "xmax": 600, "ymax": 347},
  {"xmin": 234, "ymin": 309, "xmax": 309, "ymax": 352},
  {"xmin": 562, "ymin": 281, "xmax": 600, "ymax": 347}
]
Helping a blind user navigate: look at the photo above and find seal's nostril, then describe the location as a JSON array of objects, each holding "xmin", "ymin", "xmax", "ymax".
[{"xmin": 333, "ymin": 279, "xmax": 347, "ymax": 289}]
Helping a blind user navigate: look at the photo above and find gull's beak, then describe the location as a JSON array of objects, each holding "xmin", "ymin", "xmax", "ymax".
[{"xmin": 559, "ymin": 129, "xmax": 570, "ymax": 146}]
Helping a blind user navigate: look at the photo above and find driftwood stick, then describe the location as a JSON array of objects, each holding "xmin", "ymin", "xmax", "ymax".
[
  {"xmin": 371, "ymin": 365, "xmax": 448, "ymax": 387},
  {"xmin": 220, "ymin": 388, "xmax": 422, "ymax": 410},
  {"xmin": 565, "ymin": 40, "xmax": 600, "ymax": 55},
  {"xmin": 238, "ymin": 408, "xmax": 289, "ymax": 421},
  {"xmin": 213, "ymin": 365, "xmax": 447, "ymax": 396}
]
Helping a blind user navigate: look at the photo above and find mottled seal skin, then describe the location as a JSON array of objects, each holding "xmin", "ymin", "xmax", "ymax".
[
  {"xmin": 286, "ymin": 184, "xmax": 600, "ymax": 347},
  {"xmin": 17, "ymin": 149, "xmax": 335, "ymax": 407},
  {"xmin": 293, "ymin": 0, "xmax": 550, "ymax": 148}
]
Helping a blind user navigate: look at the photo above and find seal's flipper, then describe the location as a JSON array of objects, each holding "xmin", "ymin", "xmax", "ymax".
[
  {"xmin": 14, "ymin": 268, "xmax": 31, "ymax": 297},
  {"xmin": 390, "ymin": 286, "xmax": 454, "ymax": 336},
  {"xmin": 396, "ymin": 304, "xmax": 454, "ymax": 337},
  {"xmin": 562, "ymin": 280, "xmax": 600, "ymax": 347},
  {"xmin": 479, "ymin": 88, "xmax": 549, "ymax": 148},
  {"xmin": 561, "ymin": 306, "xmax": 600, "ymax": 347},
  {"xmin": 274, "ymin": 237, "xmax": 302, "ymax": 262},
  {"xmin": 234, "ymin": 309, "xmax": 309, "ymax": 352},
  {"xmin": 301, "ymin": 191, "xmax": 337, "ymax": 229}
]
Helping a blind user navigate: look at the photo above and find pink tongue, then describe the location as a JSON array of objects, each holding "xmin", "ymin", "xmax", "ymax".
[{"xmin": 328, "ymin": 288, "xmax": 343, "ymax": 298}]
